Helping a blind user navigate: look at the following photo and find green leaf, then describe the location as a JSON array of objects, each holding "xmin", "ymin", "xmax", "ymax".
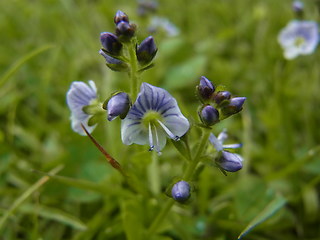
[
  {"xmin": 163, "ymin": 55, "xmax": 207, "ymax": 90},
  {"xmin": 0, "ymin": 44, "xmax": 55, "ymax": 88},
  {"xmin": 20, "ymin": 204, "xmax": 87, "ymax": 231},
  {"xmin": 0, "ymin": 165, "xmax": 63, "ymax": 231},
  {"xmin": 237, "ymin": 195, "xmax": 287, "ymax": 240}
]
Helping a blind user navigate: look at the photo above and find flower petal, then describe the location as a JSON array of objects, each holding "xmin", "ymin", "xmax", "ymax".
[
  {"xmin": 66, "ymin": 80, "xmax": 98, "ymax": 135},
  {"xmin": 71, "ymin": 115, "xmax": 96, "ymax": 136}
]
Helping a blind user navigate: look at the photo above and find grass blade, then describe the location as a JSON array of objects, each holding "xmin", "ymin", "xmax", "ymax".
[
  {"xmin": 0, "ymin": 165, "xmax": 63, "ymax": 231},
  {"xmin": 237, "ymin": 195, "xmax": 286, "ymax": 240},
  {"xmin": 20, "ymin": 204, "xmax": 87, "ymax": 231}
]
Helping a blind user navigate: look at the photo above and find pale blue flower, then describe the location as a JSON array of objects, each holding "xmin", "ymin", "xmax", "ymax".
[
  {"xmin": 278, "ymin": 20, "xmax": 319, "ymax": 59},
  {"xmin": 121, "ymin": 82, "xmax": 189, "ymax": 153},
  {"xmin": 149, "ymin": 17, "xmax": 180, "ymax": 37},
  {"xmin": 209, "ymin": 130, "xmax": 243, "ymax": 172},
  {"xmin": 66, "ymin": 80, "xmax": 98, "ymax": 136}
]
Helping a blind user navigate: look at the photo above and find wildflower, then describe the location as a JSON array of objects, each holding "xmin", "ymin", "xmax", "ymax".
[
  {"xmin": 148, "ymin": 17, "xmax": 180, "ymax": 37},
  {"xmin": 121, "ymin": 82, "xmax": 190, "ymax": 153},
  {"xmin": 209, "ymin": 130, "xmax": 243, "ymax": 172},
  {"xmin": 66, "ymin": 80, "xmax": 98, "ymax": 136},
  {"xmin": 292, "ymin": 1, "xmax": 304, "ymax": 14},
  {"xmin": 171, "ymin": 180, "xmax": 191, "ymax": 203},
  {"xmin": 220, "ymin": 97, "xmax": 246, "ymax": 117},
  {"xmin": 105, "ymin": 92, "xmax": 131, "ymax": 121},
  {"xmin": 278, "ymin": 20, "xmax": 319, "ymax": 59},
  {"xmin": 136, "ymin": 36, "xmax": 158, "ymax": 65},
  {"xmin": 197, "ymin": 76, "xmax": 215, "ymax": 102},
  {"xmin": 214, "ymin": 91, "xmax": 231, "ymax": 105},
  {"xmin": 114, "ymin": 10, "xmax": 129, "ymax": 24},
  {"xmin": 100, "ymin": 32, "xmax": 122, "ymax": 56},
  {"xmin": 199, "ymin": 105, "xmax": 219, "ymax": 126}
]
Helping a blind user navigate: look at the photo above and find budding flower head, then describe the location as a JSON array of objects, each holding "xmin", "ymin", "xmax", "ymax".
[
  {"xmin": 197, "ymin": 76, "xmax": 215, "ymax": 102},
  {"xmin": 171, "ymin": 180, "xmax": 191, "ymax": 203},
  {"xmin": 104, "ymin": 92, "xmax": 131, "ymax": 121},
  {"xmin": 100, "ymin": 32, "xmax": 122, "ymax": 56},
  {"xmin": 114, "ymin": 10, "xmax": 129, "ymax": 24},
  {"xmin": 199, "ymin": 105, "xmax": 219, "ymax": 126},
  {"xmin": 221, "ymin": 97, "xmax": 246, "ymax": 117},
  {"xmin": 136, "ymin": 36, "xmax": 158, "ymax": 65}
]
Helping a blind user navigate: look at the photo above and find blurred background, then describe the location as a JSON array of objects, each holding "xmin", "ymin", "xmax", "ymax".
[{"xmin": 1, "ymin": 0, "xmax": 320, "ymax": 239}]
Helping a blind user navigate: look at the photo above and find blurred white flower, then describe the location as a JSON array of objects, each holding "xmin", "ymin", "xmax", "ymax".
[
  {"xmin": 66, "ymin": 80, "xmax": 98, "ymax": 136},
  {"xmin": 149, "ymin": 17, "xmax": 180, "ymax": 37},
  {"xmin": 121, "ymin": 82, "xmax": 189, "ymax": 153},
  {"xmin": 278, "ymin": 20, "xmax": 319, "ymax": 60}
]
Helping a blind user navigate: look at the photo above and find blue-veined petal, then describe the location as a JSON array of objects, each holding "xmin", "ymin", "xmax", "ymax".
[
  {"xmin": 121, "ymin": 82, "xmax": 189, "ymax": 152},
  {"xmin": 66, "ymin": 80, "xmax": 98, "ymax": 135}
]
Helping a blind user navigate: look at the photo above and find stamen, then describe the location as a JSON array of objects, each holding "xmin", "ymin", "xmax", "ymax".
[
  {"xmin": 148, "ymin": 123, "xmax": 154, "ymax": 151},
  {"xmin": 157, "ymin": 120, "xmax": 180, "ymax": 141},
  {"xmin": 223, "ymin": 143, "xmax": 243, "ymax": 149},
  {"xmin": 153, "ymin": 124, "xmax": 162, "ymax": 155}
]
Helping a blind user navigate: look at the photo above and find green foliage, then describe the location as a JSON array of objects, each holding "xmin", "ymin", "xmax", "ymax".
[{"xmin": 1, "ymin": 0, "xmax": 320, "ymax": 239}]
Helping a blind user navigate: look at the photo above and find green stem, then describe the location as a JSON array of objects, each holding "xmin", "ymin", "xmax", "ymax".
[
  {"xmin": 147, "ymin": 129, "xmax": 211, "ymax": 235},
  {"xmin": 183, "ymin": 129, "xmax": 211, "ymax": 180},
  {"xmin": 127, "ymin": 38, "xmax": 139, "ymax": 99},
  {"xmin": 147, "ymin": 199, "xmax": 175, "ymax": 235}
]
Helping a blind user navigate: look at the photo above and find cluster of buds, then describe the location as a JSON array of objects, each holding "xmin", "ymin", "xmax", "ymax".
[
  {"xmin": 99, "ymin": 10, "xmax": 157, "ymax": 72},
  {"xmin": 197, "ymin": 76, "xmax": 246, "ymax": 127}
]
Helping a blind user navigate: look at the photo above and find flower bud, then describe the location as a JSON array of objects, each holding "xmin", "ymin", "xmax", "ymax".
[
  {"xmin": 221, "ymin": 97, "xmax": 246, "ymax": 116},
  {"xmin": 197, "ymin": 76, "xmax": 215, "ymax": 102},
  {"xmin": 115, "ymin": 21, "xmax": 136, "ymax": 42},
  {"xmin": 136, "ymin": 36, "xmax": 157, "ymax": 65},
  {"xmin": 100, "ymin": 32, "xmax": 122, "ymax": 56},
  {"xmin": 292, "ymin": 1, "xmax": 304, "ymax": 14},
  {"xmin": 104, "ymin": 92, "xmax": 131, "ymax": 121},
  {"xmin": 171, "ymin": 180, "xmax": 191, "ymax": 203},
  {"xmin": 114, "ymin": 10, "xmax": 129, "ymax": 24},
  {"xmin": 99, "ymin": 49, "xmax": 129, "ymax": 72},
  {"xmin": 216, "ymin": 151, "xmax": 243, "ymax": 172},
  {"xmin": 199, "ymin": 105, "xmax": 219, "ymax": 126},
  {"xmin": 214, "ymin": 91, "xmax": 231, "ymax": 105}
]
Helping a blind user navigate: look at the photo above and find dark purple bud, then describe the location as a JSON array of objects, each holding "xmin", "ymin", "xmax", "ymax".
[
  {"xmin": 136, "ymin": 36, "xmax": 158, "ymax": 65},
  {"xmin": 198, "ymin": 76, "xmax": 215, "ymax": 102},
  {"xmin": 99, "ymin": 49, "xmax": 129, "ymax": 72},
  {"xmin": 115, "ymin": 21, "xmax": 136, "ymax": 42},
  {"xmin": 114, "ymin": 10, "xmax": 129, "ymax": 24},
  {"xmin": 199, "ymin": 105, "xmax": 219, "ymax": 126},
  {"xmin": 221, "ymin": 97, "xmax": 246, "ymax": 116},
  {"xmin": 292, "ymin": 1, "xmax": 304, "ymax": 14},
  {"xmin": 171, "ymin": 180, "xmax": 191, "ymax": 203},
  {"xmin": 214, "ymin": 91, "xmax": 231, "ymax": 105},
  {"xmin": 104, "ymin": 92, "xmax": 130, "ymax": 121},
  {"xmin": 100, "ymin": 32, "xmax": 122, "ymax": 56},
  {"xmin": 216, "ymin": 151, "xmax": 243, "ymax": 172}
]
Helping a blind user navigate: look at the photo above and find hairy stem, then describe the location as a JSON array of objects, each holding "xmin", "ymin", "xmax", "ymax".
[
  {"xmin": 127, "ymin": 38, "xmax": 139, "ymax": 99},
  {"xmin": 147, "ymin": 128, "xmax": 210, "ymax": 235}
]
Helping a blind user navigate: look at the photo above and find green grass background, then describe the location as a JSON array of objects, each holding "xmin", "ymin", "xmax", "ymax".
[{"xmin": 1, "ymin": 0, "xmax": 320, "ymax": 239}]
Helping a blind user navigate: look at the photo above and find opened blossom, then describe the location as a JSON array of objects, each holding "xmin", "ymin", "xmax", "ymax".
[
  {"xmin": 278, "ymin": 20, "xmax": 319, "ymax": 59},
  {"xmin": 209, "ymin": 130, "xmax": 243, "ymax": 172},
  {"xmin": 66, "ymin": 80, "xmax": 98, "ymax": 136},
  {"xmin": 121, "ymin": 82, "xmax": 190, "ymax": 153}
]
